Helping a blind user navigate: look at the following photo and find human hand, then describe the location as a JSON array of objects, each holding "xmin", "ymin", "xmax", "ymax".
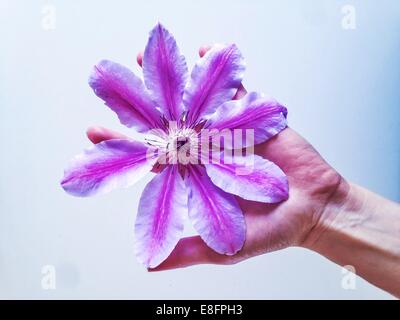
[{"xmin": 87, "ymin": 45, "xmax": 348, "ymax": 271}]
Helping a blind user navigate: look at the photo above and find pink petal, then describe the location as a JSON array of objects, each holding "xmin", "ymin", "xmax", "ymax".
[
  {"xmin": 186, "ymin": 165, "xmax": 245, "ymax": 255},
  {"xmin": 143, "ymin": 23, "xmax": 188, "ymax": 120},
  {"xmin": 135, "ymin": 166, "xmax": 187, "ymax": 268},
  {"xmin": 89, "ymin": 60, "xmax": 163, "ymax": 132},
  {"xmin": 183, "ymin": 44, "xmax": 245, "ymax": 125},
  {"xmin": 61, "ymin": 139, "xmax": 156, "ymax": 197},
  {"xmin": 208, "ymin": 92, "xmax": 287, "ymax": 147},
  {"xmin": 205, "ymin": 153, "xmax": 288, "ymax": 203}
]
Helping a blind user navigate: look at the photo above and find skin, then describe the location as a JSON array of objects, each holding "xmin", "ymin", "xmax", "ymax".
[{"xmin": 87, "ymin": 46, "xmax": 400, "ymax": 297}]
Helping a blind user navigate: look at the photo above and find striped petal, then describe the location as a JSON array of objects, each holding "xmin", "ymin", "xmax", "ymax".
[
  {"xmin": 183, "ymin": 44, "xmax": 245, "ymax": 125},
  {"xmin": 205, "ymin": 153, "xmax": 288, "ymax": 203},
  {"xmin": 143, "ymin": 23, "xmax": 188, "ymax": 120},
  {"xmin": 89, "ymin": 60, "xmax": 163, "ymax": 132},
  {"xmin": 208, "ymin": 92, "xmax": 287, "ymax": 147},
  {"xmin": 61, "ymin": 139, "xmax": 156, "ymax": 197},
  {"xmin": 135, "ymin": 165, "xmax": 187, "ymax": 268},
  {"xmin": 186, "ymin": 165, "xmax": 245, "ymax": 255}
]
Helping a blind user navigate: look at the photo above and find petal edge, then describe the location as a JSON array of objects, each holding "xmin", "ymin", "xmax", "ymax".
[
  {"xmin": 61, "ymin": 139, "xmax": 156, "ymax": 197},
  {"xmin": 143, "ymin": 23, "xmax": 188, "ymax": 120},
  {"xmin": 183, "ymin": 44, "xmax": 245, "ymax": 124},
  {"xmin": 135, "ymin": 165, "xmax": 187, "ymax": 268},
  {"xmin": 205, "ymin": 153, "xmax": 289, "ymax": 203},
  {"xmin": 207, "ymin": 92, "xmax": 287, "ymax": 147},
  {"xmin": 186, "ymin": 165, "xmax": 245, "ymax": 255},
  {"xmin": 89, "ymin": 60, "xmax": 162, "ymax": 132}
]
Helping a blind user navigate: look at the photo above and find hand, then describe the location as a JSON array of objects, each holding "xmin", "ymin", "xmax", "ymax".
[
  {"xmin": 86, "ymin": 44, "xmax": 400, "ymax": 298},
  {"xmin": 145, "ymin": 127, "xmax": 346, "ymax": 270},
  {"xmin": 87, "ymin": 46, "xmax": 348, "ymax": 271}
]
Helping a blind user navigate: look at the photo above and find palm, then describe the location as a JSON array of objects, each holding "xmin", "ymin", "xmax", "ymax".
[
  {"xmin": 86, "ymin": 125, "xmax": 343, "ymax": 270},
  {"xmin": 236, "ymin": 127, "xmax": 342, "ymax": 261}
]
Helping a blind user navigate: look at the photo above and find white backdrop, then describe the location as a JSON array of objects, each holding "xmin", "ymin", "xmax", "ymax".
[{"xmin": 0, "ymin": 0, "xmax": 399, "ymax": 299}]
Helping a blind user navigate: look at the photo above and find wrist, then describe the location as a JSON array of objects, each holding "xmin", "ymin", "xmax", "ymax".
[
  {"xmin": 301, "ymin": 180, "xmax": 400, "ymax": 297},
  {"xmin": 301, "ymin": 175, "xmax": 353, "ymax": 252}
]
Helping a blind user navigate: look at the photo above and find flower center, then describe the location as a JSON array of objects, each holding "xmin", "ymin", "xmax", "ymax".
[
  {"xmin": 175, "ymin": 136, "xmax": 189, "ymax": 150},
  {"xmin": 167, "ymin": 127, "xmax": 196, "ymax": 151},
  {"xmin": 165, "ymin": 127, "xmax": 199, "ymax": 165},
  {"xmin": 145, "ymin": 119, "xmax": 205, "ymax": 166}
]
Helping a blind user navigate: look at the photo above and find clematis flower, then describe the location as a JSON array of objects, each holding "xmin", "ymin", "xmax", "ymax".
[{"xmin": 61, "ymin": 23, "xmax": 289, "ymax": 268}]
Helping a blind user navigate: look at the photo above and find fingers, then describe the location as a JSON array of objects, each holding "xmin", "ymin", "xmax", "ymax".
[
  {"xmin": 136, "ymin": 51, "xmax": 143, "ymax": 67},
  {"xmin": 148, "ymin": 236, "xmax": 237, "ymax": 272},
  {"xmin": 199, "ymin": 44, "xmax": 212, "ymax": 58},
  {"xmin": 86, "ymin": 126, "xmax": 128, "ymax": 144}
]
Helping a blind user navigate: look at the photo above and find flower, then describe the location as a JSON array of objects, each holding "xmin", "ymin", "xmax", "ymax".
[{"xmin": 61, "ymin": 23, "xmax": 289, "ymax": 268}]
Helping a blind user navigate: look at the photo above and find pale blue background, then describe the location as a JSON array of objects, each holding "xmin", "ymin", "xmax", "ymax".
[{"xmin": 0, "ymin": 0, "xmax": 399, "ymax": 299}]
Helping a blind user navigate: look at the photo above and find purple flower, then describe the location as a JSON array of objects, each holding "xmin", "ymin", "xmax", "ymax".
[{"xmin": 61, "ymin": 23, "xmax": 289, "ymax": 268}]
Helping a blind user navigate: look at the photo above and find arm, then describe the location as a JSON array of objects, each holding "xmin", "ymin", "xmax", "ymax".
[
  {"xmin": 87, "ymin": 46, "xmax": 400, "ymax": 298},
  {"xmin": 304, "ymin": 182, "xmax": 400, "ymax": 297},
  {"xmin": 89, "ymin": 122, "xmax": 400, "ymax": 297}
]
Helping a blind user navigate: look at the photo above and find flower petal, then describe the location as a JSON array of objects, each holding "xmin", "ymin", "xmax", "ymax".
[
  {"xmin": 205, "ymin": 153, "xmax": 288, "ymax": 203},
  {"xmin": 61, "ymin": 139, "xmax": 156, "ymax": 197},
  {"xmin": 186, "ymin": 165, "xmax": 245, "ymax": 255},
  {"xmin": 135, "ymin": 165, "xmax": 187, "ymax": 268},
  {"xmin": 183, "ymin": 44, "xmax": 245, "ymax": 124},
  {"xmin": 89, "ymin": 60, "xmax": 162, "ymax": 132},
  {"xmin": 207, "ymin": 92, "xmax": 287, "ymax": 147},
  {"xmin": 143, "ymin": 23, "xmax": 188, "ymax": 120}
]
